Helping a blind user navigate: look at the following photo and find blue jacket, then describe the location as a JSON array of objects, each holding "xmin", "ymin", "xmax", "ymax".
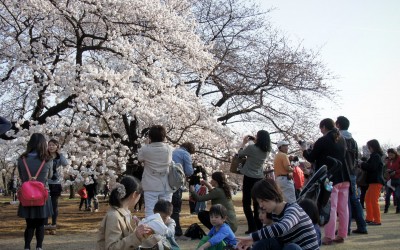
[
  {"xmin": 208, "ymin": 223, "xmax": 237, "ymax": 247},
  {"xmin": 172, "ymin": 147, "xmax": 194, "ymax": 177}
]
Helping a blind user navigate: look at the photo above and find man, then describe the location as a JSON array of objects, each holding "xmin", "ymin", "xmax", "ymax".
[
  {"xmin": 273, "ymin": 141, "xmax": 296, "ymax": 203},
  {"xmin": 336, "ymin": 116, "xmax": 368, "ymax": 234},
  {"xmin": 171, "ymin": 142, "xmax": 195, "ymax": 236}
]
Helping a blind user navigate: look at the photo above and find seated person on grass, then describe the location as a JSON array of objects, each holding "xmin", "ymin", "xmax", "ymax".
[{"xmin": 197, "ymin": 204, "xmax": 237, "ymax": 250}]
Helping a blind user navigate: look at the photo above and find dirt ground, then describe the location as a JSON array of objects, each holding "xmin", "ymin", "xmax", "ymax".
[{"xmin": 1, "ymin": 192, "xmax": 399, "ymax": 250}]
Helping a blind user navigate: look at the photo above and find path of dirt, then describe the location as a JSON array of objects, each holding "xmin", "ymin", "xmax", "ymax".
[{"xmin": 1, "ymin": 193, "xmax": 399, "ymax": 250}]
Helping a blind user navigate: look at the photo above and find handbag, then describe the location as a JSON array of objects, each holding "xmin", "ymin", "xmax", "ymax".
[
  {"xmin": 230, "ymin": 154, "xmax": 246, "ymax": 174},
  {"xmin": 17, "ymin": 158, "xmax": 49, "ymax": 207}
]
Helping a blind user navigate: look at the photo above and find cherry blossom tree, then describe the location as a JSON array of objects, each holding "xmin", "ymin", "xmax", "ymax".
[
  {"xmin": 0, "ymin": 0, "xmax": 232, "ymax": 185},
  {"xmin": 0, "ymin": 0, "xmax": 334, "ymax": 187}
]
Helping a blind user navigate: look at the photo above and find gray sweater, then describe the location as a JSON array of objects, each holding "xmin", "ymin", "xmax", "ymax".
[{"xmin": 238, "ymin": 144, "xmax": 269, "ymax": 178}]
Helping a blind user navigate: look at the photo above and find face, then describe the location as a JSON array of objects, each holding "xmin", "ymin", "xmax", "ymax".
[
  {"xmin": 48, "ymin": 141, "xmax": 58, "ymax": 153},
  {"xmin": 210, "ymin": 214, "xmax": 225, "ymax": 227},
  {"xmin": 258, "ymin": 209, "xmax": 269, "ymax": 224},
  {"xmin": 158, "ymin": 212, "xmax": 171, "ymax": 223},
  {"xmin": 280, "ymin": 145, "xmax": 289, "ymax": 153},
  {"xmin": 130, "ymin": 192, "xmax": 141, "ymax": 207},
  {"xmin": 257, "ymin": 198, "xmax": 277, "ymax": 213},
  {"xmin": 210, "ymin": 179, "xmax": 218, "ymax": 188},
  {"xmin": 388, "ymin": 152, "xmax": 395, "ymax": 159}
]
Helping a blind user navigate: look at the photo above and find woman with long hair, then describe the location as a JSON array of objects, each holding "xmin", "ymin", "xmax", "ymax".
[
  {"xmin": 301, "ymin": 118, "xmax": 350, "ymax": 245},
  {"xmin": 17, "ymin": 133, "xmax": 53, "ymax": 250},
  {"xmin": 384, "ymin": 148, "xmax": 400, "ymax": 213},
  {"xmin": 45, "ymin": 138, "xmax": 68, "ymax": 233},
  {"xmin": 97, "ymin": 176, "xmax": 152, "ymax": 249},
  {"xmin": 238, "ymin": 130, "xmax": 271, "ymax": 233},
  {"xmin": 189, "ymin": 172, "xmax": 238, "ymax": 232},
  {"xmin": 361, "ymin": 139, "xmax": 385, "ymax": 225}
]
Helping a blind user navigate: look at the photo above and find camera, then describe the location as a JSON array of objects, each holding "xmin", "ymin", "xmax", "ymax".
[{"xmin": 248, "ymin": 136, "xmax": 255, "ymax": 140}]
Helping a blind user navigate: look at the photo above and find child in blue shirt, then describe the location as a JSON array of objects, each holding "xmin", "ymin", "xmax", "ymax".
[{"xmin": 197, "ymin": 204, "xmax": 237, "ymax": 250}]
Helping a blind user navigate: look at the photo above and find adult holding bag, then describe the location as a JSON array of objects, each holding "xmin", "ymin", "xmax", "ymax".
[
  {"xmin": 17, "ymin": 133, "xmax": 53, "ymax": 250},
  {"xmin": 237, "ymin": 130, "xmax": 271, "ymax": 233}
]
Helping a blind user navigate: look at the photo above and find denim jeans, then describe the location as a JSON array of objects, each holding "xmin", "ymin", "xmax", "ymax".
[
  {"xmin": 252, "ymin": 238, "xmax": 302, "ymax": 250},
  {"xmin": 171, "ymin": 189, "xmax": 183, "ymax": 235},
  {"xmin": 348, "ymin": 175, "xmax": 367, "ymax": 232}
]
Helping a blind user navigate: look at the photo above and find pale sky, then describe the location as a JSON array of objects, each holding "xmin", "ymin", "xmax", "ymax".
[{"xmin": 259, "ymin": 0, "xmax": 400, "ymax": 147}]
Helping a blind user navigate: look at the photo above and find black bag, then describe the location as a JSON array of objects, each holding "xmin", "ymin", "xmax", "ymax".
[{"xmin": 184, "ymin": 223, "xmax": 206, "ymax": 239}]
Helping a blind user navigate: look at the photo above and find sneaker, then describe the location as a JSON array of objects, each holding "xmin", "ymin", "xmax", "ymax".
[
  {"xmin": 50, "ymin": 224, "xmax": 57, "ymax": 229},
  {"xmin": 94, "ymin": 209, "xmax": 99, "ymax": 212},
  {"xmin": 322, "ymin": 237, "xmax": 333, "ymax": 245},
  {"xmin": 333, "ymin": 236, "xmax": 344, "ymax": 243},
  {"xmin": 368, "ymin": 222, "xmax": 381, "ymax": 226},
  {"xmin": 352, "ymin": 229, "xmax": 368, "ymax": 234},
  {"xmin": 44, "ymin": 224, "xmax": 52, "ymax": 229}
]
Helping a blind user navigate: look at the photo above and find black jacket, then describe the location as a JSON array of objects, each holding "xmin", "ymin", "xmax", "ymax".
[
  {"xmin": 303, "ymin": 131, "xmax": 350, "ymax": 185},
  {"xmin": 361, "ymin": 152, "xmax": 385, "ymax": 185}
]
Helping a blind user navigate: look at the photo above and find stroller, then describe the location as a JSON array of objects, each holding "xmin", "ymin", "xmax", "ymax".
[{"xmin": 297, "ymin": 157, "xmax": 342, "ymax": 226}]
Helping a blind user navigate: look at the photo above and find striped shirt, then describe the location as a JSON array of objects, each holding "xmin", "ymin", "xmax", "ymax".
[{"xmin": 251, "ymin": 203, "xmax": 319, "ymax": 250}]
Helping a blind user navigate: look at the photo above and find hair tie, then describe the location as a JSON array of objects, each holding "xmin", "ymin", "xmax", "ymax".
[{"xmin": 115, "ymin": 183, "xmax": 126, "ymax": 200}]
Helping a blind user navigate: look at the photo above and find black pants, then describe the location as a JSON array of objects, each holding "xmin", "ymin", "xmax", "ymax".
[
  {"xmin": 25, "ymin": 218, "xmax": 46, "ymax": 249},
  {"xmin": 242, "ymin": 175, "xmax": 262, "ymax": 232},
  {"xmin": 171, "ymin": 189, "xmax": 183, "ymax": 235},
  {"xmin": 359, "ymin": 185, "xmax": 369, "ymax": 209},
  {"xmin": 198, "ymin": 211, "xmax": 213, "ymax": 230}
]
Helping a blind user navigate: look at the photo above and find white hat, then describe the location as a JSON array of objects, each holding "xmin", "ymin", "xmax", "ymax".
[{"xmin": 277, "ymin": 141, "xmax": 290, "ymax": 148}]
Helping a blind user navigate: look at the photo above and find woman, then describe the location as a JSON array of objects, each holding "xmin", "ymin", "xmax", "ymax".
[
  {"xmin": 237, "ymin": 130, "xmax": 271, "ymax": 233},
  {"xmin": 301, "ymin": 118, "xmax": 350, "ymax": 245},
  {"xmin": 237, "ymin": 179, "xmax": 319, "ymax": 250},
  {"xmin": 384, "ymin": 148, "xmax": 400, "ymax": 213},
  {"xmin": 45, "ymin": 138, "xmax": 68, "ymax": 232},
  {"xmin": 138, "ymin": 125, "xmax": 173, "ymax": 217},
  {"xmin": 97, "ymin": 176, "xmax": 152, "ymax": 249},
  {"xmin": 189, "ymin": 172, "xmax": 238, "ymax": 232},
  {"xmin": 17, "ymin": 133, "xmax": 53, "ymax": 250},
  {"xmin": 361, "ymin": 139, "xmax": 385, "ymax": 225}
]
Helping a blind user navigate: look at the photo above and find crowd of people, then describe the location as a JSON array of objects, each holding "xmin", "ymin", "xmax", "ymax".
[{"xmin": 1, "ymin": 115, "xmax": 400, "ymax": 250}]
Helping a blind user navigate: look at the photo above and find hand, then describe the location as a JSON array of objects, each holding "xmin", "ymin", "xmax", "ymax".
[
  {"xmin": 236, "ymin": 236, "xmax": 254, "ymax": 250},
  {"xmin": 200, "ymin": 179, "xmax": 207, "ymax": 185},
  {"xmin": 242, "ymin": 135, "xmax": 250, "ymax": 145},
  {"xmin": 135, "ymin": 224, "xmax": 152, "ymax": 240}
]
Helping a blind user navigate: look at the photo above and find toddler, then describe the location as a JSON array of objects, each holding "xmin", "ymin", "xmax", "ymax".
[
  {"xmin": 153, "ymin": 199, "xmax": 180, "ymax": 250},
  {"xmin": 78, "ymin": 186, "xmax": 88, "ymax": 211},
  {"xmin": 197, "ymin": 204, "xmax": 237, "ymax": 250}
]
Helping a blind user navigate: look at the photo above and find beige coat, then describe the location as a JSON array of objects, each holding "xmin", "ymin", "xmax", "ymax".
[
  {"xmin": 138, "ymin": 142, "xmax": 173, "ymax": 192},
  {"xmin": 97, "ymin": 207, "xmax": 141, "ymax": 250}
]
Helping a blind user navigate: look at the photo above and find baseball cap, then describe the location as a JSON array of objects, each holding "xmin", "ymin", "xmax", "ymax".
[{"xmin": 277, "ymin": 141, "xmax": 290, "ymax": 148}]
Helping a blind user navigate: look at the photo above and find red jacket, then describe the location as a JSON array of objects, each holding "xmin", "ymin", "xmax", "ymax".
[
  {"xmin": 78, "ymin": 187, "xmax": 88, "ymax": 199},
  {"xmin": 387, "ymin": 156, "xmax": 400, "ymax": 179},
  {"xmin": 293, "ymin": 166, "xmax": 305, "ymax": 189}
]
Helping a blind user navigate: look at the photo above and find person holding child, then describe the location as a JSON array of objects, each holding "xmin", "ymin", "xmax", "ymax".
[
  {"xmin": 197, "ymin": 204, "xmax": 237, "ymax": 250},
  {"xmin": 97, "ymin": 176, "xmax": 152, "ymax": 250},
  {"xmin": 190, "ymin": 172, "xmax": 238, "ymax": 232},
  {"xmin": 237, "ymin": 178, "xmax": 319, "ymax": 250}
]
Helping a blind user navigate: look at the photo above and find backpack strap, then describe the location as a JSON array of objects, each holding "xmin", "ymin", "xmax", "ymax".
[{"xmin": 22, "ymin": 157, "xmax": 46, "ymax": 180}]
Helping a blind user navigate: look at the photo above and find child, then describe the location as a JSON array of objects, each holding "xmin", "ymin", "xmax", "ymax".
[
  {"xmin": 197, "ymin": 204, "xmax": 237, "ymax": 250},
  {"xmin": 195, "ymin": 183, "xmax": 207, "ymax": 213},
  {"xmin": 258, "ymin": 208, "xmax": 273, "ymax": 227},
  {"xmin": 298, "ymin": 198, "xmax": 322, "ymax": 246},
  {"xmin": 78, "ymin": 186, "xmax": 88, "ymax": 211},
  {"xmin": 153, "ymin": 199, "xmax": 180, "ymax": 250}
]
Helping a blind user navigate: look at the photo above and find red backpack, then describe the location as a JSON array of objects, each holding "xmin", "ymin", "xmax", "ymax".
[{"xmin": 17, "ymin": 158, "xmax": 49, "ymax": 207}]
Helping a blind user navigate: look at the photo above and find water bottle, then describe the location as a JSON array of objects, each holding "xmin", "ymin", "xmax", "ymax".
[{"xmin": 324, "ymin": 180, "xmax": 333, "ymax": 192}]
